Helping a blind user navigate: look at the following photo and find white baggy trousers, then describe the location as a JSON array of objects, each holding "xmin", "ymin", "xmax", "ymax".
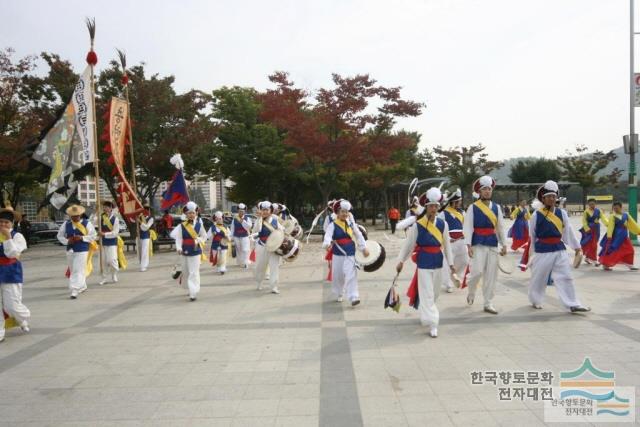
[
  {"xmin": 466, "ymin": 245, "xmax": 498, "ymax": 307},
  {"xmin": 101, "ymin": 245, "xmax": 118, "ymax": 279},
  {"xmin": 234, "ymin": 237, "xmax": 250, "ymax": 266},
  {"xmin": 255, "ymin": 244, "xmax": 280, "ymax": 289},
  {"xmin": 417, "ymin": 268, "xmax": 442, "ymax": 327},
  {"xmin": 529, "ymin": 251, "xmax": 582, "ymax": 308},
  {"xmin": 181, "ymin": 255, "xmax": 201, "ymax": 298},
  {"xmin": 0, "ymin": 284, "xmax": 30, "ymax": 340},
  {"xmin": 331, "ymin": 255, "xmax": 359, "ymax": 302},
  {"xmin": 67, "ymin": 251, "xmax": 88, "ymax": 292},
  {"xmin": 139, "ymin": 238, "xmax": 150, "ymax": 271}
]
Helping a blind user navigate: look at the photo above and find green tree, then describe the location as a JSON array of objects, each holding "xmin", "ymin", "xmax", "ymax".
[
  {"xmin": 415, "ymin": 147, "xmax": 439, "ymax": 179},
  {"xmin": 557, "ymin": 144, "xmax": 622, "ymax": 208},
  {"xmin": 509, "ymin": 158, "xmax": 561, "ymax": 183},
  {"xmin": 211, "ymin": 86, "xmax": 299, "ymax": 206},
  {"xmin": 433, "ymin": 144, "xmax": 503, "ymax": 203}
]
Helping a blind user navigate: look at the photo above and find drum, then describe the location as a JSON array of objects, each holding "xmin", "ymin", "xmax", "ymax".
[
  {"xmin": 283, "ymin": 219, "xmax": 303, "ymax": 239},
  {"xmin": 265, "ymin": 229, "xmax": 285, "ymax": 252},
  {"xmin": 355, "ymin": 240, "xmax": 386, "ymax": 272},
  {"xmin": 277, "ymin": 237, "xmax": 300, "ymax": 262},
  {"xmin": 265, "ymin": 229, "xmax": 301, "ymax": 262}
]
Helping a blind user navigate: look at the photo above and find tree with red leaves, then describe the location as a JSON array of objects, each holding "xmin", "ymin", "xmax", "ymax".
[{"xmin": 260, "ymin": 72, "xmax": 423, "ymax": 204}]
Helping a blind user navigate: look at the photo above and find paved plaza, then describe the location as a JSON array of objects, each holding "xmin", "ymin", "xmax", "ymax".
[{"xmin": 1, "ymin": 217, "xmax": 639, "ymax": 426}]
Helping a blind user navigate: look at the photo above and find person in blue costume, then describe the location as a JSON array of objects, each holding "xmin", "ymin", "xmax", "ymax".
[
  {"xmin": 527, "ymin": 181, "xmax": 590, "ymax": 313},
  {"xmin": 396, "ymin": 188, "xmax": 454, "ymax": 338},
  {"xmin": 598, "ymin": 201, "xmax": 640, "ymax": 271},
  {"xmin": 322, "ymin": 199, "xmax": 369, "ymax": 307},
  {"xmin": 252, "ymin": 201, "xmax": 284, "ymax": 294},
  {"xmin": 0, "ymin": 207, "xmax": 31, "ymax": 342},
  {"xmin": 170, "ymin": 201, "xmax": 208, "ymax": 301}
]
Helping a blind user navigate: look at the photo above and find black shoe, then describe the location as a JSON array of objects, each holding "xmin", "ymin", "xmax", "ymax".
[
  {"xmin": 570, "ymin": 306, "xmax": 591, "ymax": 313},
  {"xmin": 190, "ymin": 297, "xmax": 196, "ymax": 302},
  {"xmin": 351, "ymin": 300, "xmax": 361, "ymax": 306}
]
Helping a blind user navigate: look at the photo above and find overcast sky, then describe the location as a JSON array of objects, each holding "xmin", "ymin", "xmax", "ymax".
[{"xmin": 2, "ymin": 0, "xmax": 633, "ymax": 160}]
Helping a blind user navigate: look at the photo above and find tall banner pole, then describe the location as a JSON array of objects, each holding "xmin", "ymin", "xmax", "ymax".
[
  {"xmin": 117, "ymin": 49, "xmax": 142, "ymax": 261},
  {"xmin": 86, "ymin": 18, "xmax": 103, "ymax": 275}
]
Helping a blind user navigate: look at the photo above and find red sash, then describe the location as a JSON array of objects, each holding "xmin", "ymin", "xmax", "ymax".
[
  {"xmin": 0, "ymin": 258, "xmax": 17, "ymax": 266},
  {"xmin": 538, "ymin": 237, "xmax": 561, "ymax": 244},
  {"xmin": 474, "ymin": 227, "xmax": 495, "ymax": 236}
]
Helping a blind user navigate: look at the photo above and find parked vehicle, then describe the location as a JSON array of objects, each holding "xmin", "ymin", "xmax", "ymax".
[{"xmin": 30, "ymin": 222, "xmax": 60, "ymax": 244}]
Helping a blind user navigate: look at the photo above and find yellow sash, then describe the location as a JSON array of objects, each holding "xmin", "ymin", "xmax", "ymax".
[
  {"xmin": 102, "ymin": 214, "xmax": 114, "ymax": 231},
  {"xmin": 417, "ymin": 216, "xmax": 443, "ymax": 245},
  {"xmin": 473, "ymin": 201, "xmax": 497, "ymax": 228},
  {"xmin": 101, "ymin": 215, "xmax": 127, "ymax": 269},
  {"xmin": 116, "ymin": 236, "xmax": 127, "ymax": 270},
  {"xmin": 72, "ymin": 221, "xmax": 98, "ymax": 277},
  {"xmin": 183, "ymin": 221, "xmax": 207, "ymax": 261},
  {"xmin": 334, "ymin": 219, "xmax": 354, "ymax": 239},
  {"xmin": 213, "ymin": 223, "xmax": 229, "ymax": 263},
  {"xmin": 3, "ymin": 311, "xmax": 18, "ymax": 329},
  {"xmin": 537, "ymin": 208, "xmax": 563, "ymax": 234},
  {"xmin": 445, "ymin": 207, "xmax": 464, "ymax": 224},
  {"xmin": 148, "ymin": 229, "xmax": 157, "ymax": 257}
]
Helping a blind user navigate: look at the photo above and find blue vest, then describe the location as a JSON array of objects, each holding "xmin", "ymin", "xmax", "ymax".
[
  {"xmin": 258, "ymin": 217, "xmax": 279, "ymax": 246},
  {"xmin": 415, "ymin": 218, "xmax": 445, "ymax": 269},
  {"xmin": 332, "ymin": 220, "xmax": 356, "ymax": 256},
  {"xmin": 140, "ymin": 216, "xmax": 151, "ymax": 240},
  {"xmin": 534, "ymin": 208, "xmax": 566, "ymax": 253},
  {"xmin": 65, "ymin": 220, "xmax": 90, "ymax": 252},
  {"xmin": 181, "ymin": 221, "xmax": 202, "ymax": 256},
  {"xmin": 443, "ymin": 209, "xmax": 463, "ymax": 231},
  {"xmin": 101, "ymin": 215, "xmax": 117, "ymax": 246},
  {"xmin": 233, "ymin": 217, "xmax": 248, "ymax": 237},
  {"xmin": 471, "ymin": 202, "xmax": 499, "ymax": 247},
  {"xmin": 0, "ymin": 230, "xmax": 23, "ymax": 284},
  {"xmin": 587, "ymin": 208, "xmax": 601, "ymax": 235},
  {"xmin": 210, "ymin": 225, "xmax": 228, "ymax": 250},
  {"xmin": 600, "ymin": 213, "xmax": 629, "ymax": 253}
]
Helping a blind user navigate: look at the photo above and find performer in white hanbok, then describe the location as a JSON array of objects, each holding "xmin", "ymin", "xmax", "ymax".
[
  {"xmin": 170, "ymin": 202, "xmax": 208, "ymax": 301},
  {"xmin": 231, "ymin": 203, "xmax": 252, "ymax": 268},
  {"xmin": 463, "ymin": 176, "xmax": 507, "ymax": 314},
  {"xmin": 138, "ymin": 205, "xmax": 154, "ymax": 272},
  {"xmin": 57, "ymin": 205, "xmax": 97, "ymax": 299},
  {"xmin": 253, "ymin": 201, "xmax": 284, "ymax": 294},
  {"xmin": 0, "ymin": 207, "xmax": 31, "ymax": 342},
  {"xmin": 438, "ymin": 189, "xmax": 468, "ymax": 293},
  {"xmin": 528, "ymin": 181, "xmax": 591, "ymax": 313},
  {"xmin": 397, "ymin": 188, "xmax": 454, "ymax": 337},
  {"xmin": 322, "ymin": 199, "xmax": 369, "ymax": 306}
]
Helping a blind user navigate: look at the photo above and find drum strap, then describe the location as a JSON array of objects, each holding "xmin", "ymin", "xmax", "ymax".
[{"xmin": 262, "ymin": 217, "xmax": 277, "ymax": 233}]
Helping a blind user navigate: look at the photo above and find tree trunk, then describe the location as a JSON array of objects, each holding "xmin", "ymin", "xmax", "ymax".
[{"xmin": 382, "ymin": 187, "xmax": 389, "ymax": 230}]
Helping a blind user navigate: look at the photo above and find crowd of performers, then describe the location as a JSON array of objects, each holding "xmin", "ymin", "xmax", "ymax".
[{"xmin": 1, "ymin": 175, "xmax": 639, "ymax": 343}]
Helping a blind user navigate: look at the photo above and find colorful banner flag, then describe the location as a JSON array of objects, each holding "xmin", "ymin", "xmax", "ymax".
[
  {"xmin": 107, "ymin": 97, "xmax": 128, "ymax": 177},
  {"xmin": 32, "ymin": 66, "xmax": 95, "ymax": 209},
  {"xmin": 102, "ymin": 97, "xmax": 144, "ymax": 221},
  {"xmin": 161, "ymin": 168, "xmax": 189, "ymax": 209}
]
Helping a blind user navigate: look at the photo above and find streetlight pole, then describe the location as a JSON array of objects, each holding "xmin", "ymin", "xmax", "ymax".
[{"xmin": 630, "ymin": 0, "xmax": 639, "ymax": 244}]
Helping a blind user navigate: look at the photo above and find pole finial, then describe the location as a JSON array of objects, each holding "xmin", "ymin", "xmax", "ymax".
[{"xmin": 85, "ymin": 17, "xmax": 97, "ymax": 66}]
